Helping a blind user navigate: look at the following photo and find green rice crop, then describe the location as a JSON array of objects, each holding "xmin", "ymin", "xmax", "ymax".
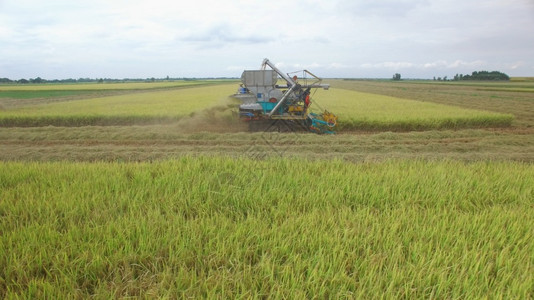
[
  {"xmin": 312, "ymin": 88, "xmax": 513, "ymax": 130},
  {"xmin": 0, "ymin": 84, "xmax": 236, "ymax": 126},
  {"xmin": 0, "ymin": 90, "xmax": 97, "ymax": 99},
  {"xmin": 0, "ymin": 80, "xmax": 218, "ymax": 91},
  {"xmin": 1, "ymin": 157, "xmax": 532, "ymax": 298}
]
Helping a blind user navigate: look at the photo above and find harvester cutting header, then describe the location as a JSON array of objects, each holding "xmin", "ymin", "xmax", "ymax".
[{"xmin": 233, "ymin": 58, "xmax": 337, "ymax": 134}]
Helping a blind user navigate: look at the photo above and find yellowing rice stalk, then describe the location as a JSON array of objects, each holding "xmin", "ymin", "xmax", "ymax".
[
  {"xmin": 0, "ymin": 84, "xmax": 237, "ymax": 126},
  {"xmin": 1, "ymin": 157, "xmax": 533, "ymax": 298},
  {"xmin": 312, "ymin": 88, "xmax": 513, "ymax": 130},
  {"xmin": 0, "ymin": 82, "xmax": 514, "ymax": 130}
]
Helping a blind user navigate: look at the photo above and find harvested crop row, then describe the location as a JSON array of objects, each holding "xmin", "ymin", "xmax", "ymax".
[{"xmin": 1, "ymin": 158, "xmax": 533, "ymax": 298}]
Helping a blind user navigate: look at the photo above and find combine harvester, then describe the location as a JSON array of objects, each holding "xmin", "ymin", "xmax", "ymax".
[{"xmin": 233, "ymin": 58, "xmax": 337, "ymax": 134}]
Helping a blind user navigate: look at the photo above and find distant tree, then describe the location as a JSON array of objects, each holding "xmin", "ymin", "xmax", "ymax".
[
  {"xmin": 392, "ymin": 73, "xmax": 401, "ymax": 80},
  {"xmin": 30, "ymin": 77, "xmax": 44, "ymax": 83},
  {"xmin": 18, "ymin": 79, "xmax": 29, "ymax": 84},
  {"xmin": 443, "ymin": 76, "xmax": 447, "ymax": 81}
]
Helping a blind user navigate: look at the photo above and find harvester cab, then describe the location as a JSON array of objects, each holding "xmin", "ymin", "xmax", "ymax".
[{"xmin": 233, "ymin": 58, "xmax": 337, "ymax": 134}]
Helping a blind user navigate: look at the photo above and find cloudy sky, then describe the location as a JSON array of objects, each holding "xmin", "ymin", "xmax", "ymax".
[{"xmin": 1, "ymin": 0, "xmax": 533, "ymax": 79}]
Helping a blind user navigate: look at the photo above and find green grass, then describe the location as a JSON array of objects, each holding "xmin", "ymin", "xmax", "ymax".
[
  {"xmin": 1, "ymin": 157, "xmax": 533, "ymax": 298},
  {"xmin": 312, "ymin": 88, "xmax": 513, "ymax": 130},
  {"xmin": 0, "ymin": 84, "xmax": 237, "ymax": 126}
]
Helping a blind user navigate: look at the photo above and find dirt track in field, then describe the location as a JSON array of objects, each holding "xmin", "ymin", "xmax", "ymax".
[{"xmin": 1, "ymin": 123, "xmax": 532, "ymax": 162}]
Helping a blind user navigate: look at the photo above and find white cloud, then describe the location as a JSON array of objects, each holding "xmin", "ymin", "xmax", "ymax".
[
  {"xmin": 423, "ymin": 61, "xmax": 448, "ymax": 69},
  {"xmin": 1, "ymin": 0, "xmax": 533, "ymax": 79},
  {"xmin": 446, "ymin": 60, "xmax": 487, "ymax": 69},
  {"xmin": 327, "ymin": 63, "xmax": 349, "ymax": 69},
  {"xmin": 362, "ymin": 62, "xmax": 416, "ymax": 70},
  {"xmin": 362, "ymin": 60, "xmax": 489, "ymax": 71}
]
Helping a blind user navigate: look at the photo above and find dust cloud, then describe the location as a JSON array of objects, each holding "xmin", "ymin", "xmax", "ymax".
[{"xmin": 173, "ymin": 96, "xmax": 248, "ymax": 133}]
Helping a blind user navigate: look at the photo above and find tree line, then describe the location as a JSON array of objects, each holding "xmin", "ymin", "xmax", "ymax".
[
  {"xmin": 453, "ymin": 71, "xmax": 509, "ymax": 81},
  {"xmin": 433, "ymin": 71, "xmax": 509, "ymax": 81},
  {"xmin": 391, "ymin": 70, "xmax": 511, "ymax": 82},
  {"xmin": 0, "ymin": 76, "xmax": 237, "ymax": 84}
]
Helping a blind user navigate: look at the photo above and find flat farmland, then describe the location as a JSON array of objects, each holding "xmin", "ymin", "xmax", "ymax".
[
  {"xmin": 1, "ymin": 79, "xmax": 533, "ymax": 298},
  {"xmin": 0, "ymin": 79, "xmax": 531, "ymax": 162},
  {"xmin": 0, "ymin": 80, "xmax": 211, "ymax": 92},
  {"xmin": 0, "ymin": 80, "xmax": 514, "ymax": 130},
  {"xmin": 0, "ymin": 81, "xmax": 220, "ymax": 109},
  {"xmin": 331, "ymin": 80, "xmax": 534, "ymax": 127},
  {"xmin": 314, "ymin": 88, "xmax": 511, "ymax": 130},
  {"xmin": 0, "ymin": 82, "xmax": 236, "ymax": 126}
]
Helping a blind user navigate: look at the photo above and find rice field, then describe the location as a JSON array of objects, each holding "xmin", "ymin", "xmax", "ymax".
[
  {"xmin": 1, "ymin": 157, "xmax": 533, "ymax": 298},
  {"xmin": 0, "ymin": 84, "xmax": 237, "ymax": 126},
  {"xmin": 510, "ymin": 77, "xmax": 534, "ymax": 82},
  {"xmin": 0, "ymin": 80, "xmax": 217, "ymax": 91},
  {"xmin": 0, "ymin": 79, "xmax": 532, "ymax": 298},
  {"xmin": 0, "ymin": 80, "xmax": 513, "ymax": 130},
  {"xmin": 313, "ymin": 88, "xmax": 513, "ymax": 130},
  {"xmin": 330, "ymin": 79, "xmax": 534, "ymax": 128}
]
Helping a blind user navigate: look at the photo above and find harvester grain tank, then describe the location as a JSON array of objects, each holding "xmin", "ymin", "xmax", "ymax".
[{"xmin": 233, "ymin": 58, "xmax": 337, "ymax": 133}]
